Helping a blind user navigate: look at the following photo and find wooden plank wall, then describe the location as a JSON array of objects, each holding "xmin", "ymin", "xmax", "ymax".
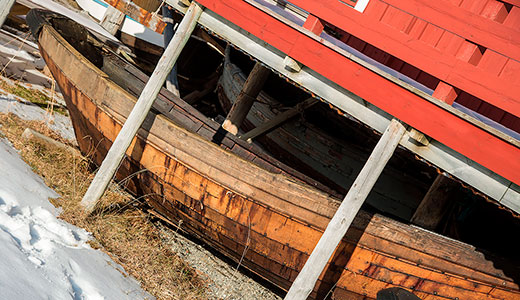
[
  {"xmin": 101, "ymin": 0, "xmax": 520, "ymax": 133},
  {"xmin": 287, "ymin": 0, "xmax": 520, "ymax": 132},
  {"xmin": 195, "ymin": 0, "xmax": 520, "ymax": 187}
]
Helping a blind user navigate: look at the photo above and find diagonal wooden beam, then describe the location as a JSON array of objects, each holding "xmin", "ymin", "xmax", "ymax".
[
  {"xmin": 80, "ymin": 1, "xmax": 203, "ymax": 213},
  {"xmin": 0, "ymin": 0, "xmax": 16, "ymax": 26},
  {"xmin": 222, "ymin": 61, "xmax": 270, "ymax": 135},
  {"xmin": 284, "ymin": 118, "xmax": 406, "ymax": 300},
  {"xmin": 240, "ymin": 97, "xmax": 318, "ymax": 142},
  {"xmin": 411, "ymin": 172, "xmax": 460, "ymax": 231}
]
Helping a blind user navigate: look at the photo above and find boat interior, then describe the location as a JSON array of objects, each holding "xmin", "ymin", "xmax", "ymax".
[
  {"xmin": 251, "ymin": 0, "xmax": 520, "ymax": 139},
  {"xmin": 39, "ymin": 8, "xmax": 520, "ymax": 284}
]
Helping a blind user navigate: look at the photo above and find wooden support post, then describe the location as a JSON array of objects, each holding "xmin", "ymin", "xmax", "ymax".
[
  {"xmin": 284, "ymin": 119, "xmax": 406, "ymax": 300},
  {"xmin": 411, "ymin": 173, "xmax": 460, "ymax": 231},
  {"xmin": 221, "ymin": 62, "xmax": 270, "ymax": 135},
  {"xmin": 80, "ymin": 1, "xmax": 203, "ymax": 213},
  {"xmin": 241, "ymin": 97, "xmax": 318, "ymax": 142},
  {"xmin": 0, "ymin": 0, "xmax": 16, "ymax": 27},
  {"xmin": 163, "ymin": 4, "xmax": 181, "ymax": 97},
  {"xmin": 100, "ymin": 5, "xmax": 125, "ymax": 36}
]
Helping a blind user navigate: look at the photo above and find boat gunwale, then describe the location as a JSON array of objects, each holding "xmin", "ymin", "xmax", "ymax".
[
  {"xmin": 35, "ymin": 20, "xmax": 341, "ymax": 224},
  {"xmin": 33, "ymin": 10, "xmax": 520, "ymax": 296},
  {"xmin": 91, "ymin": 0, "xmax": 520, "ymax": 148},
  {"xmin": 239, "ymin": 0, "xmax": 520, "ymax": 148}
]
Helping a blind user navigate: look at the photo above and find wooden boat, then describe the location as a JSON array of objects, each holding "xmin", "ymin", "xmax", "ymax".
[
  {"xmin": 98, "ymin": 0, "xmax": 520, "ymax": 213},
  {"xmin": 68, "ymin": 0, "xmax": 520, "ymax": 222},
  {"xmin": 218, "ymin": 47, "xmax": 436, "ymax": 221},
  {"xmin": 28, "ymin": 9, "xmax": 520, "ymax": 299}
]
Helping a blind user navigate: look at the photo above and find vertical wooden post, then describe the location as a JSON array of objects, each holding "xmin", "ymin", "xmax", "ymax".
[
  {"xmin": 162, "ymin": 4, "xmax": 180, "ymax": 97},
  {"xmin": 100, "ymin": 5, "xmax": 125, "ymax": 36},
  {"xmin": 0, "ymin": 0, "xmax": 16, "ymax": 27},
  {"xmin": 284, "ymin": 119, "xmax": 406, "ymax": 300},
  {"xmin": 221, "ymin": 62, "xmax": 270, "ymax": 135},
  {"xmin": 80, "ymin": 1, "xmax": 203, "ymax": 213},
  {"xmin": 411, "ymin": 172, "xmax": 459, "ymax": 230}
]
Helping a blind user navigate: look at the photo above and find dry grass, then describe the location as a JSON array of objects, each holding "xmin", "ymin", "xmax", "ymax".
[
  {"xmin": 0, "ymin": 112, "xmax": 209, "ymax": 300},
  {"xmin": 0, "ymin": 80, "xmax": 68, "ymax": 115}
]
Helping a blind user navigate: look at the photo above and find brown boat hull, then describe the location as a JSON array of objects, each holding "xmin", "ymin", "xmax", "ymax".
[{"xmin": 33, "ymin": 11, "xmax": 520, "ymax": 299}]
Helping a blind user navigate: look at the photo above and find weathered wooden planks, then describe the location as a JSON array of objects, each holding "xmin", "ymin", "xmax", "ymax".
[
  {"xmin": 219, "ymin": 55, "xmax": 430, "ymax": 220},
  {"xmin": 81, "ymin": 2, "xmax": 203, "ymax": 213},
  {"xmin": 36, "ymin": 16, "xmax": 520, "ymax": 300},
  {"xmin": 411, "ymin": 173, "xmax": 460, "ymax": 230},
  {"xmin": 0, "ymin": 0, "xmax": 16, "ymax": 26},
  {"xmin": 222, "ymin": 62, "xmax": 270, "ymax": 135},
  {"xmin": 99, "ymin": 5, "xmax": 125, "ymax": 35},
  {"xmin": 104, "ymin": 0, "xmax": 166, "ymax": 33},
  {"xmin": 193, "ymin": 0, "xmax": 520, "ymax": 189},
  {"xmin": 101, "ymin": 53, "xmax": 340, "ymax": 198},
  {"xmin": 285, "ymin": 119, "xmax": 407, "ymax": 299},
  {"xmin": 240, "ymin": 97, "xmax": 318, "ymax": 142}
]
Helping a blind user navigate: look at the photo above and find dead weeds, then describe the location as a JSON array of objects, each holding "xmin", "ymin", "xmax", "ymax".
[
  {"xmin": 0, "ymin": 112, "xmax": 209, "ymax": 300},
  {"xmin": 0, "ymin": 80, "xmax": 68, "ymax": 115}
]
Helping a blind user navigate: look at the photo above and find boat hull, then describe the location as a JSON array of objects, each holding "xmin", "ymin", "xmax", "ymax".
[
  {"xmin": 218, "ymin": 49, "xmax": 432, "ymax": 221},
  {"xmin": 32, "ymin": 11, "xmax": 520, "ymax": 300}
]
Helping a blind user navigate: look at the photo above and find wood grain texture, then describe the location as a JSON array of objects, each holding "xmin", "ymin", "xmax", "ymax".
[
  {"xmin": 195, "ymin": 0, "xmax": 520, "ymax": 188},
  {"xmin": 411, "ymin": 173, "xmax": 459, "ymax": 230},
  {"xmin": 285, "ymin": 119, "xmax": 406, "ymax": 300},
  {"xmin": 80, "ymin": 1, "xmax": 202, "ymax": 212},
  {"xmin": 240, "ymin": 97, "xmax": 318, "ymax": 142},
  {"xmin": 218, "ymin": 56, "xmax": 431, "ymax": 220},
  {"xmin": 0, "ymin": 0, "xmax": 16, "ymax": 26},
  {"xmin": 222, "ymin": 62, "xmax": 270, "ymax": 135},
  {"xmin": 100, "ymin": 5, "xmax": 125, "ymax": 35},
  {"xmin": 37, "ymin": 20, "xmax": 520, "ymax": 300}
]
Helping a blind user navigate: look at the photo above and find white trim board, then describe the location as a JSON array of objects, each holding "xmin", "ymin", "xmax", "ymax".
[{"xmin": 166, "ymin": 0, "xmax": 520, "ymax": 214}]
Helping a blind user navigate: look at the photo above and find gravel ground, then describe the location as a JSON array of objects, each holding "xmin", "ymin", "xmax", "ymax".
[{"xmin": 157, "ymin": 222, "xmax": 282, "ymax": 300}]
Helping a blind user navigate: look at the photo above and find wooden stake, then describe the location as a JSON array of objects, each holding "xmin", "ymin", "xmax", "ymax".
[
  {"xmin": 411, "ymin": 173, "xmax": 459, "ymax": 230},
  {"xmin": 80, "ymin": 1, "xmax": 203, "ymax": 213},
  {"xmin": 0, "ymin": 0, "xmax": 16, "ymax": 27},
  {"xmin": 284, "ymin": 119, "xmax": 406, "ymax": 300},
  {"xmin": 163, "ymin": 4, "xmax": 180, "ymax": 97},
  {"xmin": 100, "ymin": 5, "xmax": 125, "ymax": 36},
  {"xmin": 222, "ymin": 62, "xmax": 270, "ymax": 135},
  {"xmin": 240, "ymin": 97, "xmax": 318, "ymax": 142}
]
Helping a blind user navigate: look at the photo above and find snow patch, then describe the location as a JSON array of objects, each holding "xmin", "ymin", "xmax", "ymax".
[
  {"xmin": 0, "ymin": 93, "xmax": 76, "ymax": 141},
  {"xmin": 0, "ymin": 138, "xmax": 152, "ymax": 299}
]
